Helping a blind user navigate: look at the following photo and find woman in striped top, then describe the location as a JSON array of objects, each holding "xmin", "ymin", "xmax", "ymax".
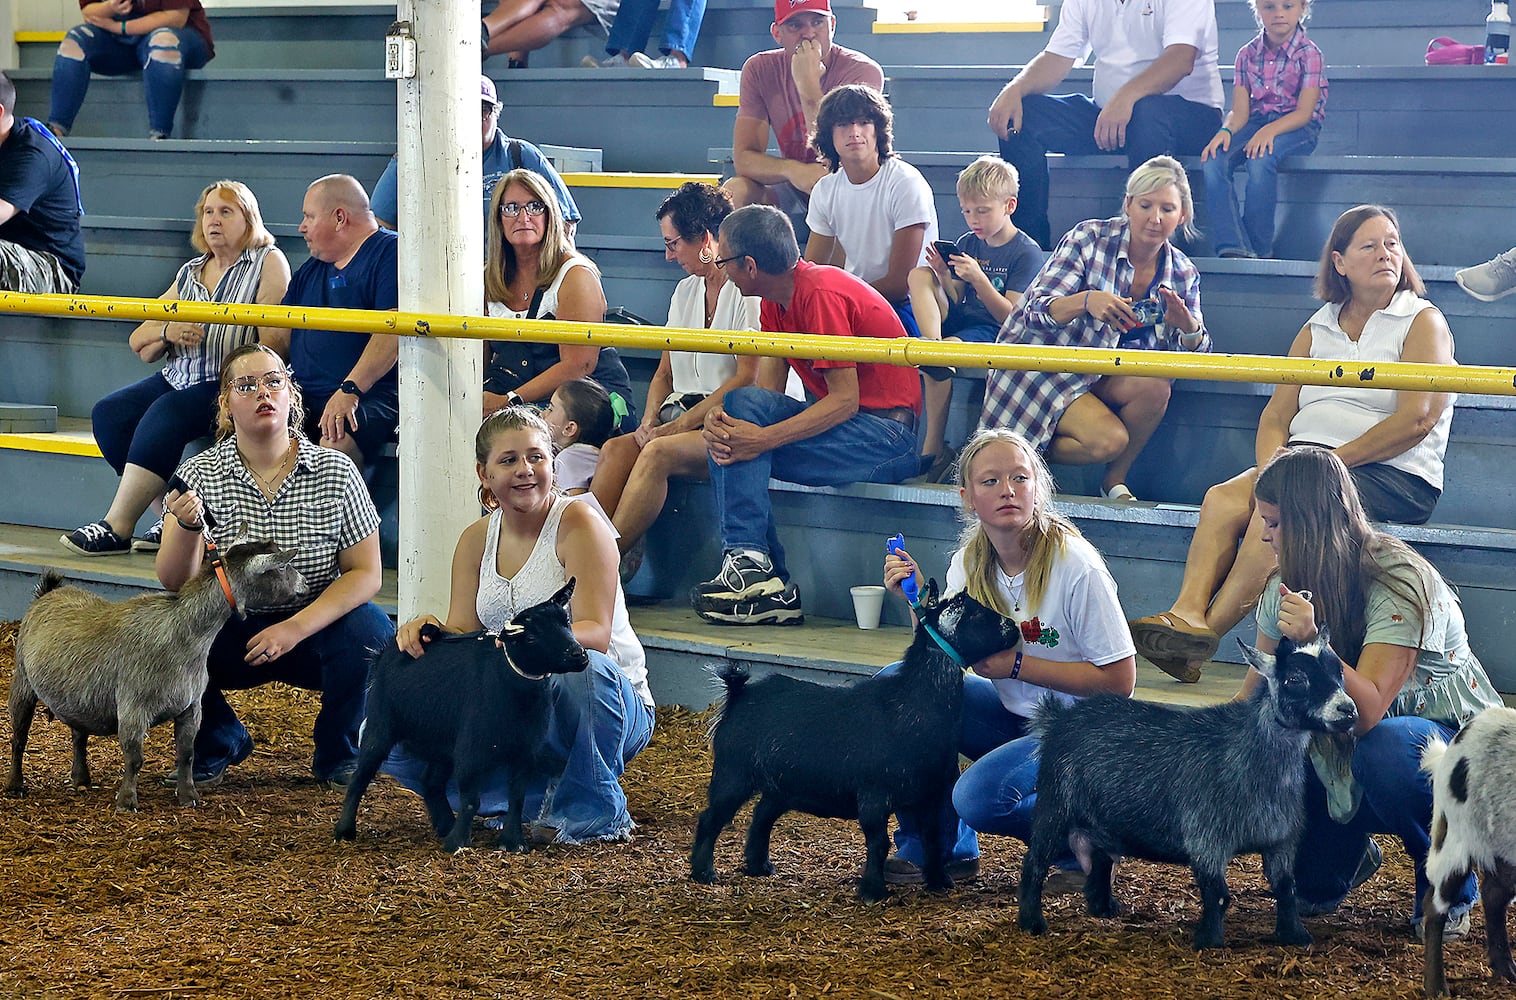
[{"xmin": 62, "ymin": 179, "xmax": 291, "ymax": 557}]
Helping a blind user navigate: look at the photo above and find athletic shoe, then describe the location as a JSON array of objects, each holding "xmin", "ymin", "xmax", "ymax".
[
  {"xmin": 691, "ymin": 549, "xmax": 784, "ymax": 603},
  {"xmin": 694, "ymin": 582, "xmax": 804, "ymax": 626},
  {"xmin": 160, "ymin": 731, "xmax": 253, "ymax": 787},
  {"xmin": 1456, "ymin": 247, "xmax": 1516, "ymax": 302},
  {"xmin": 1415, "ymin": 908, "xmax": 1473, "ymax": 943},
  {"xmin": 60, "ymin": 520, "xmax": 132, "ymax": 556},
  {"xmin": 630, "ymin": 52, "xmax": 687, "ymax": 69},
  {"xmin": 131, "ymin": 518, "xmax": 164, "ymax": 552}
]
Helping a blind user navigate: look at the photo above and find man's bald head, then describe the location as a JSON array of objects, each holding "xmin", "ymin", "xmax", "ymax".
[{"xmin": 300, "ymin": 174, "xmax": 379, "ymax": 264}]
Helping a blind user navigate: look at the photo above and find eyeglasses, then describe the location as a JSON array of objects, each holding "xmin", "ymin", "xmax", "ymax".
[
  {"xmin": 230, "ymin": 372, "xmax": 289, "ymax": 395},
  {"xmin": 500, "ymin": 200, "xmax": 547, "ymax": 218},
  {"xmin": 712, "ymin": 254, "xmax": 747, "ymax": 270},
  {"xmin": 662, "ymin": 235, "xmax": 682, "ymax": 252},
  {"xmin": 482, "ymin": 101, "xmax": 501, "ymax": 119}
]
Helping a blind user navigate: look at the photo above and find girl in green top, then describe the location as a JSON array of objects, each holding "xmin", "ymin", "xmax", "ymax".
[{"xmin": 1244, "ymin": 446, "xmax": 1499, "ymax": 937}]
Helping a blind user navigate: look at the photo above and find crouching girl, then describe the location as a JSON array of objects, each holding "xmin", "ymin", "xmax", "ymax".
[
  {"xmin": 881, "ymin": 428, "xmax": 1135, "ymax": 884},
  {"xmin": 385, "ymin": 406, "xmax": 655, "ymax": 843},
  {"xmin": 1242, "ymin": 447, "xmax": 1500, "ymax": 938}
]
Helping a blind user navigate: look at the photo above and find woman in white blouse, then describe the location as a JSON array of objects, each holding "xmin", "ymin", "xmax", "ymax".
[{"xmin": 590, "ymin": 181, "xmax": 761, "ymax": 555}]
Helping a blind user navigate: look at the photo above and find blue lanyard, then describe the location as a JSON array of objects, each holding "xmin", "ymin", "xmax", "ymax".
[{"xmin": 23, "ymin": 118, "xmax": 84, "ymax": 215}]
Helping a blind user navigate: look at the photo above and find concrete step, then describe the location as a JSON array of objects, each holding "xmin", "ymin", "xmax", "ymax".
[
  {"xmin": 886, "ymin": 65, "xmax": 1516, "ymax": 161},
  {"xmin": 627, "ymin": 477, "xmax": 1516, "ymax": 694},
  {"xmin": 0, "ymin": 519, "xmax": 1248, "ymax": 711}
]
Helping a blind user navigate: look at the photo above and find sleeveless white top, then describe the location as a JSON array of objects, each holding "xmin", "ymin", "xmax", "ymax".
[
  {"xmin": 477, "ymin": 494, "xmax": 652, "ymax": 708},
  {"xmin": 1291, "ymin": 291, "xmax": 1454, "ymax": 490}
]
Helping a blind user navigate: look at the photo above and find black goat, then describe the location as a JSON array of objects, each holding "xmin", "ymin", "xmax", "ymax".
[
  {"xmin": 689, "ymin": 582, "xmax": 1023, "ymax": 901},
  {"xmin": 1019, "ymin": 631, "xmax": 1359, "ymax": 949},
  {"xmin": 334, "ymin": 579, "xmax": 588, "ymax": 853}
]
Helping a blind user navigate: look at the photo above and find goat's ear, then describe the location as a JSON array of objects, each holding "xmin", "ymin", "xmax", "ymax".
[
  {"xmin": 922, "ymin": 578, "xmax": 940, "ymax": 609},
  {"xmin": 1237, "ymin": 637, "xmax": 1277, "ymax": 681},
  {"xmin": 277, "ymin": 545, "xmax": 300, "ymax": 567},
  {"xmin": 551, "ymin": 578, "xmax": 575, "ymax": 607},
  {"xmin": 231, "ymin": 521, "xmax": 250, "ymax": 545}
]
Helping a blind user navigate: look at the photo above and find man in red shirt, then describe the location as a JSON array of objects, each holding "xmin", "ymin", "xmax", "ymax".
[{"xmin": 693, "ymin": 204, "xmax": 921, "ymax": 625}]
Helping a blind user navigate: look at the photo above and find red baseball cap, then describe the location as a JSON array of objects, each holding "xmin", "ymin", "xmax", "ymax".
[{"xmin": 775, "ymin": 0, "xmax": 832, "ymax": 26}]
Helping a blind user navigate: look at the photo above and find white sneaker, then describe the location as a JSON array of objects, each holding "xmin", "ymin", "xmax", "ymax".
[
  {"xmin": 630, "ymin": 52, "xmax": 687, "ymax": 69},
  {"xmin": 1456, "ymin": 247, "xmax": 1516, "ymax": 302}
]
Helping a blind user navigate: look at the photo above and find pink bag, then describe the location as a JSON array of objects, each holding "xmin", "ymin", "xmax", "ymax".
[{"xmin": 1426, "ymin": 37, "xmax": 1486, "ymax": 64}]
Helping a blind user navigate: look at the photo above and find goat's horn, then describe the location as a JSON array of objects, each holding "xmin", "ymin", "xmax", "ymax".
[{"xmin": 498, "ymin": 623, "xmax": 525, "ymax": 636}]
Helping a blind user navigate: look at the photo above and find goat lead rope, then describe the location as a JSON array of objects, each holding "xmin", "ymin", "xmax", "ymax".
[
  {"xmin": 205, "ymin": 539, "xmax": 238, "ymax": 613},
  {"xmin": 906, "ymin": 597, "xmax": 968, "ymax": 669}
]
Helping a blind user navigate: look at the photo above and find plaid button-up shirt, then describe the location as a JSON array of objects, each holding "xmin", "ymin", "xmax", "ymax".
[
  {"xmin": 1235, "ymin": 27, "xmax": 1327, "ymax": 125},
  {"xmin": 980, "ymin": 216, "xmax": 1209, "ymax": 451},
  {"xmin": 176, "ymin": 436, "xmax": 380, "ymax": 612}
]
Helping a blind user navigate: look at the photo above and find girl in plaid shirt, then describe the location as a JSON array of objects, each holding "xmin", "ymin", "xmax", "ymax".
[
  {"xmin": 980, "ymin": 156, "xmax": 1209, "ymax": 502},
  {"xmin": 1201, "ymin": 0, "xmax": 1326, "ymax": 259}
]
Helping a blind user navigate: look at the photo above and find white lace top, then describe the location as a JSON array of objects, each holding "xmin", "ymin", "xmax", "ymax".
[{"xmin": 477, "ymin": 494, "xmax": 652, "ymax": 708}]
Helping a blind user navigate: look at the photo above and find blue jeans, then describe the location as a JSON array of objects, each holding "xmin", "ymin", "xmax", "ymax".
[
  {"xmin": 1201, "ymin": 115, "xmax": 1320, "ymax": 257},
  {"xmin": 887, "ymin": 669, "xmax": 1028, "ymax": 865},
  {"xmin": 605, "ymin": 0, "xmax": 707, "ymax": 58},
  {"xmin": 49, "ymin": 23, "xmax": 211, "ymax": 136},
  {"xmin": 382, "ymin": 650, "xmax": 656, "ymax": 843},
  {"xmin": 998, "ymin": 92, "xmax": 1222, "ymax": 249},
  {"xmin": 196, "ymin": 601, "xmax": 394, "ymax": 781},
  {"xmin": 91, "ymin": 373, "xmax": 218, "ymax": 480},
  {"xmin": 1295, "ymin": 716, "xmax": 1477, "ymax": 922},
  {"xmin": 709, "ymin": 386, "xmax": 920, "ymax": 581}
]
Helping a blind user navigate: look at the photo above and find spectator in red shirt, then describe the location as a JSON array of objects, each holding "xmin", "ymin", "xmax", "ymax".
[{"xmin": 691, "ymin": 204, "xmax": 921, "ymax": 626}]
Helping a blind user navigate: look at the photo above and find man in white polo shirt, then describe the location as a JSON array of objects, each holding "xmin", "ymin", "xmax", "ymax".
[{"xmin": 985, "ymin": 0, "xmax": 1222, "ymax": 249}]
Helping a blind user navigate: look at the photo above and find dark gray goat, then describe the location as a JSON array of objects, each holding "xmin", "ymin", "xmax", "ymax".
[
  {"xmin": 1019, "ymin": 631, "xmax": 1359, "ymax": 949},
  {"xmin": 6, "ymin": 540, "xmax": 305, "ymax": 811}
]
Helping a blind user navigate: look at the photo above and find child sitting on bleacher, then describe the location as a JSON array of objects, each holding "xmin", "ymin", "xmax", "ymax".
[
  {"xmin": 544, "ymin": 377, "xmax": 616, "ymax": 496},
  {"xmin": 908, "ymin": 156, "xmax": 1045, "ymax": 482},
  {"xmin": 1200, "ymin": 0, "xmax": 1327, "ymax": 259}
]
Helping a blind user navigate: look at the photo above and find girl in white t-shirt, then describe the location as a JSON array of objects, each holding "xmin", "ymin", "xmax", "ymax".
[{"xmin": 881, "ymin": 428, "xmax": 1135, "ymax": 883}]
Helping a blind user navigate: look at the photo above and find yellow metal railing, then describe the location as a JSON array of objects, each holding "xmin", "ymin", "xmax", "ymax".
[{"xmin": 5, "ymin": 290, "xmax": 1514, "ymax": 396}]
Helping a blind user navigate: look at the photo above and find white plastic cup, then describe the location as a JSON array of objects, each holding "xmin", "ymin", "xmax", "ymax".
[{"xmin": 850, "ymin": 585, "xmax": 886, "ymax": 630}]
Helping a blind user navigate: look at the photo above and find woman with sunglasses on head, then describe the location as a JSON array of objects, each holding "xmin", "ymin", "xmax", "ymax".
[
  {"xmin": 483, "ymin": 169, "xmax": 637, "ymax": 432},
  {"xmin": 155, "ymin": 343, "xmax": 392, "ymax": 790}
]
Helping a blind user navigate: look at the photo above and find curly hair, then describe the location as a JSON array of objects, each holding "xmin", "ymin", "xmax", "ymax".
[
  {"xmin": 657, "ymin": 181, "xmax": 735, "ymax": 243},
  {"xmin": 811, "ymin": 84, "xmax": 894, "ymax": 172}
]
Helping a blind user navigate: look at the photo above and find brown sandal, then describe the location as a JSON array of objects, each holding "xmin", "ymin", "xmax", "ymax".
[{"xmin": 1129, "ymin": 611, "xmax": 1221, "ymax": 664}]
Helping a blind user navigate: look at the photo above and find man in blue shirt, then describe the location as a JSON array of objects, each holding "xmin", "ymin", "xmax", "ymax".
[
  {"xmin": 370, "ymin": 75, "xmax": 580, "ymax": 238},
  {"xmin": 0, "ymin": 71, "xmax": 84, "ymax": 293},
  {"xmin": 283, "ymin": 174, "xmax": 398, "ymax": 471}
]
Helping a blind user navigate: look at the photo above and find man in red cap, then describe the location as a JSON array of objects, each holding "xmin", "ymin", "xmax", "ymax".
[{"xmin": 722, "ymin": 0, "xmax": 882, "ymax": 219}]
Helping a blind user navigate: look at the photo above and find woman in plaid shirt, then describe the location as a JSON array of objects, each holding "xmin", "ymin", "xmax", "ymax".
[{"xmin": 980, "ymin": 156, "xmax": 1210, "ymax": 501}]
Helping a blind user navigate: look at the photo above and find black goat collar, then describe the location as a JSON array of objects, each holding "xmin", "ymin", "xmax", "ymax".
[{"xmin": 500, "ymin": 640, "xmax": 549, "ymax": 682}]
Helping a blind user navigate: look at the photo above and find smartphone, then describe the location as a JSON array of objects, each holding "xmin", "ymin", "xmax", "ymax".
[
  {"xmin": 932, "ymin": 240, "xmax": 960, "ymax": 260},
  {"xmin": 1129, "ymin": 297, "xmax": 1165, "ymax": 327}
]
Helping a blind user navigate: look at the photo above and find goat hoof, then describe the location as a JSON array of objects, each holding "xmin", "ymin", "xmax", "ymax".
[
  {"xmin": 1277, "ymin": 925, "xmax": 1312, "ymax": 948},
  {"xmin": 858, "ymin": 883, "xmax": 889, "ymax": 903},
  {"xmin": 1192, "ymin": 932, "xmax": 1224, "ymax": 951},
  {"xmin": 742, "ymin": 861, "xmax": 774, "ymax": 878},
  {"xmin": 4, "ymin": 785, "xmax": 24, "ymax": 799},
  {"xmin": 1495, "ymin": 958, "xmax": 1516, "ymax": 983},
  {"xmin": 690, "ymin": 868, "xmax": 717, "ymax": 885},
  {"xmin": 1087, "ymin": 897, "xmax": 1120, "ymax": 919},
  {"xmin": 114, "ymin": 803, "xmax": 139, "ymax": 814},
  {"xmin": 333, "ymin": 824, "xmax": 356, "ymax": 843},
  {"xmin": 1018, "ymin": 912, "xmax": 1048, "ymax": 936}
]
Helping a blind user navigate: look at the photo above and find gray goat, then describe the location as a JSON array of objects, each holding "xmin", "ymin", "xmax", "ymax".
[
  {"xmin": 1019, "ymin": 632, "xmax": 1359, "ymax": 949},
  {"xmin": 6, "ymin": 539, "xmax": 305, "ymax": 811},
  {"xmin": 1422, "ymin": 705, "xmax": 1516, "ymax": 998}
]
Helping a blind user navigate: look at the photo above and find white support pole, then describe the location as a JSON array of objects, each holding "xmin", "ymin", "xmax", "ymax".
[{"xmin": 395, "ymin": 0, "xmax": 483, "ymax": 623}]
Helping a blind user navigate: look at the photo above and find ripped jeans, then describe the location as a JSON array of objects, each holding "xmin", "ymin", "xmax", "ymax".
[{"xmin": 49, "ymin": 23, "xmax": 210, "ymax": 137}]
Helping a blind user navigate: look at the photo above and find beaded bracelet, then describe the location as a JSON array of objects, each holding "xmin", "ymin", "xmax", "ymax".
[{"xmin": 1009, "ymin": 649, "xmax": 1024, "ymax": 680}]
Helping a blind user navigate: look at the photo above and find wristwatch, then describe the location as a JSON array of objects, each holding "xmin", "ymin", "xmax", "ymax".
[
  {"xmin": 506, "ymin": 391, "xmax": 524, "ymax": 406},
  {"xmin": 338, "ymin": 379, "xmax": 364, "ymax": 399}
]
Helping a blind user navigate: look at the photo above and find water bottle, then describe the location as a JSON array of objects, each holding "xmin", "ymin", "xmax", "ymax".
[{"xmin": 1488, "ymin": 0, "xmax": 1511, "ymax": 64}]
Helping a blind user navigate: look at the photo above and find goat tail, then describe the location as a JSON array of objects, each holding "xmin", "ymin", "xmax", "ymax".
[
  {"xmin": 1028, "ymin": 692, "xmax": 1074, "ymax": 741},
  {"xmin": 1419, "ymin": 732, "xmax": 1449, "ymax": 778},
  {"xmin": 704, "ymin": 663, "xmax": 750, "ymax": 744},
  {"xmin": 33, "ymin": 569, "xmax": 65, "ymax": 601}
]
